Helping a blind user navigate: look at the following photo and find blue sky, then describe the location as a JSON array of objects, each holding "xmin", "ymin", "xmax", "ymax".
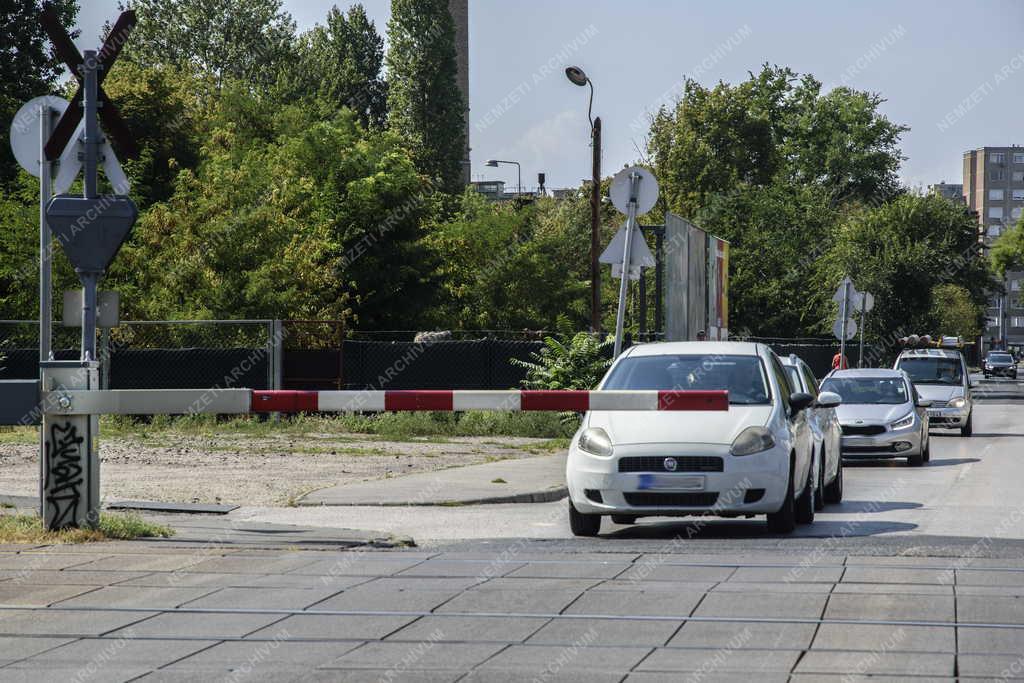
[{"xmin": 78, "ymin": 0, "xmax": 1024, "ymax": 193}]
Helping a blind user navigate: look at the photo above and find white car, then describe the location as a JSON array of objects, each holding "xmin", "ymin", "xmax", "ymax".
[
  {"xmin": 893, "ymin": 348, "xmax": 973, "ymax": 436},
  {"xmin": 780, "ymin": 354, "xmax": 844, "ymax": 508},
  {"xmin": 566, "ymin": 341, "xmax": 831, "ymax": 536}
]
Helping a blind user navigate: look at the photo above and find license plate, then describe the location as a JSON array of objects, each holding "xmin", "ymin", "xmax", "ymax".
[
  {"xmin": 927, "ymin": 409, "xmax": 943, "ymax": 417},
  {"xmin": 637, "ymin": 474, "xmax": 705, "ymax": 491}
]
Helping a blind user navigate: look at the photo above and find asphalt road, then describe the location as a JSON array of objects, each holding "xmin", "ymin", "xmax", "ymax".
[{"xmin": 243, "ymin": 382, "xmax": 1024, "ymax": 551}]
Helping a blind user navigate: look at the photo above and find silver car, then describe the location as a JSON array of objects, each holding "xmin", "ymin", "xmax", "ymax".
[
  {"xmin": 780, "ymin": 354, "xmax": 844, "ymax": 506},
  {"xmin": 820, "ymin": 369, "xmax": 931, "ymax": 466},
  {"xmin": 894, "ymin": 348, "xmax": 973, "ymax": 436}
]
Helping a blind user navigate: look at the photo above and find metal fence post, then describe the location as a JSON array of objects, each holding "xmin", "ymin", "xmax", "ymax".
[
  {"xmin": 268, "ymin": 319, "xmax": 283, "ymax": 421},
  {"xmin": 99, "ymin": 327, "xmax": 111, "ymax": 389},
  {"xmin": 41, "ymin": 360, "xmax": 100, "ymax": 530},
  {"xmin": 273, "ymin": 319, "xmax": 284, "ymax": 391}
]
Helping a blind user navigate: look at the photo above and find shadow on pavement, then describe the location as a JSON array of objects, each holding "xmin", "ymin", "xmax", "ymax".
[
  {"xmin": 966, "ymin": 433, "xmax": 1024, "ymax": 438},
  {"xmin": 843, "ymin": 457, "xmax": 979, "ymax": 468},
  {"xmin": 831, "ymin": 500, "xmax": 921, "ymax": 513},
  {"xmin": 604, "ymin": 518, "xmax": 917, "ymax": 540}
]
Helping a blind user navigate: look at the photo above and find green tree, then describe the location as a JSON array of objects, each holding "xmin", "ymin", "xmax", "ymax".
[
  {"xmin": 648, "ymin": 65, "xmax": 907, "ymax": 216},
  {"xmin": 112, "ymin": 105, "xmax": 438, "ymax": 327},
  {"xmin": 386, "ymin": 0, "xmax": 466, "ymax": 193},
  {"xmin": 119, "ymin": 0, "xmax": 296, "ymax": 91},
  {"xmin": 819, "ymin": 194, "xmax": 994, "ymax": 338},
  {"xmin": 990, "ymin": 216, "xmax": 1024, "ymax": 278},
  {"xmin": 930, "ymin": 283, "xmax": 983, "ymax": 340},
  {"xmin": 0, "ymin": 175, "xmax": 79, "ymax": 319},
  {"xmin": 0, "ymin": 0, "xmax": 79, "ymax": 185},
  {"xmin": 280, "ymin": 4, "xmax": 387, "ymax": 130},
  {"xmin": 99, "ymin": 62, "xmax": 206, "ymax": 206},
  {"xmin": 424, "ymin": 191, "xmax": 590, "ymax": 330},
  {"xmin": 695, "ymin": 182, "xmax": 841, "ymax": 337}
]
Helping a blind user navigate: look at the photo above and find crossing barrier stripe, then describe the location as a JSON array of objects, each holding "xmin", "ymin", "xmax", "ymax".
[{"xmin": 41, "ymin": 389, "xmax": 729, "ymax": 416}]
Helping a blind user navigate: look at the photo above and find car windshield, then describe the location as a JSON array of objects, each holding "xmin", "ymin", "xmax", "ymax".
[
  {"xmin": 988, "ymin": 353, "xmax": 1014, "ymax": 363},
  {"xmin": 602, "ymin": 354, "xmax": 771, "ymax": 405},
  {"xmin": 819, "ymin": 377, "xmax": 909, "ymax": 405},
  {"xmin": 898, "ymin": 357, "xmax": 963, "ymax": 385}
]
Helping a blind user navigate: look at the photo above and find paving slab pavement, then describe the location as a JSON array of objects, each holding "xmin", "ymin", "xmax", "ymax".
[{"xmin": 0, "ymin": 541, "xmax": 1021, "ymax": 679}]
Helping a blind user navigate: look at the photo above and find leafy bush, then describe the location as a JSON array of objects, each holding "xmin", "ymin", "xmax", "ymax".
[{"xmin": 512, "ymin": 332, "xmax": 613, "ymax": 390}]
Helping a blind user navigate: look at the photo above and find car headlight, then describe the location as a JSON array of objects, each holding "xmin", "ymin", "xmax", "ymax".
[
  {"xmin": 578, "ymin": 428, "xmax": 613, "ymax": 457},
  {"xmin": 890, "ymin": 413, "xmax": 915, "ymax": 430},
  {"xmin": 948, "ymin": 397, "xmax": 966, "ymax": 409},
  {"xmin": 730, "ymin": 426, "xmax": 775, "ymax": 456}
]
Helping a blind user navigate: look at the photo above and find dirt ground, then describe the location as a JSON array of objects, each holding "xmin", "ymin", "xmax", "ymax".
[{"xmin": 0, "ymin": 431, "xmax": 559, "ymax": 507}]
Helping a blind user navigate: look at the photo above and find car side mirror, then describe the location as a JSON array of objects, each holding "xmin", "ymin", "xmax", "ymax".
[
  {"xmin": 917, "ymin": 399, "xmax": 933, "ymax": 408},
  {"xmin": 816, "ymin": 391, "xmax": 842, "ymax": 409},
  {"xmin": 790, "ymin": 392, "xmax": 815, "ymax": 413}
]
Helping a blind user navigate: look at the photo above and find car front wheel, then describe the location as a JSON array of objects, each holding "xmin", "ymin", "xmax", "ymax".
[
  {"xmin": 824, "ymin": 456, "xmax": 843, "ymax": 503},
  {"xmin": 795, "ymin": 457, "xmax": 815, "ymax": 524},
  {"xmin": 569, "ymin": 501, "xmax": 601, "ymax": 537},
  {"xmin": 814, "ymin": 449, "xmax": 825, "ymax": 512},
  {"xmin": 961, "ymin": 412, "xmax": 973, "ymax": 437},
  {"xmin": 767, "ymin": 457, "xmax": 797, "ymax": 534}
]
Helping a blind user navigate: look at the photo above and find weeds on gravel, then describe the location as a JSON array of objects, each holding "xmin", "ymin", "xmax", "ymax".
[
  {"xmin": 0, "ymin": 427, "xmax": 38, "ymax": 446},
  {"xmin": 101, "ymin": 411, "xmax": 577, "ymax": 441},
  {"xmin": 0, "ymin": 512, "xmax": 174, "ymax": 544}
]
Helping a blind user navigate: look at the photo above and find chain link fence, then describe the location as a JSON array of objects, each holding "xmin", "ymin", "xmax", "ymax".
[
  {"xmin": 0, "ymin": 320, "xmax": 274, "ymax": 390},
  {"xmin": 6, "ymin": 322, "xmax": 905, "ymax": 391}
]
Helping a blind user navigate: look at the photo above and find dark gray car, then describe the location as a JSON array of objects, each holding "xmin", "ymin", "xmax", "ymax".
[{"xmin": 984, "ymin": 351, "xmax": 1018, "ymax": 379}]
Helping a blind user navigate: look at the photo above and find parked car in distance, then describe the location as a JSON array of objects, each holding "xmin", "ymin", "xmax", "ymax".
[
  {"xmin": 983, "ymin": 351, "xmax": 1018, "ymax": 379},
  {"xmin": 820, "ymin": 369, "xmax": 931, "ymax": 466},
  {"xmin": 780, "ymin": 354, "xmax": 844, "ymax": 507},
  {"xmin": 566, "ymin": 341, "xmax": 822, "ymax": 537},
  {"xmin": 894, "ymin": 348, "xmax": 973, "ymax": 436}
]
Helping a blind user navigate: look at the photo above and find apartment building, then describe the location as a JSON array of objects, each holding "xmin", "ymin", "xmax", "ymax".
[
  {"xmin": 963, "ymin": 146, "xmax": 1024, "ymax": 351},
  {"xmin": 930, "ymin": 182, "xmax": 965, "ymax": 204}
]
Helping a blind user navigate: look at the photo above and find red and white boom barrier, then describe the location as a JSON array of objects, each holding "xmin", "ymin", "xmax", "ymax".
[{"xmin": 41, "ymin": 389, "xmax": 729, "ymax": 416}]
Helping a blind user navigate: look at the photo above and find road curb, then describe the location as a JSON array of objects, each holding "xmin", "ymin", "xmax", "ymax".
[{"xmin": 297, "ymin": 486, "xmax": 568, "ymax": 507}]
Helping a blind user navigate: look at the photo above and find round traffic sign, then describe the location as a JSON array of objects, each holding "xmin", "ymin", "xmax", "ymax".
[
  {"xmin": 832, "ymin": 318, "xmax": 857, "ymax": 341},
  {"xmin": 609, "ymin": 166, "xmax": 659, "ymax": 216},
  {"xmin": 9, "ymin": 96, "xmax": 68, "ymax": 178}
]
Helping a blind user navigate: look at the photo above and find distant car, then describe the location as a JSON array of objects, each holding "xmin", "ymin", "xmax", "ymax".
[
  {"xmin": 894, "ymin": 348, "xmax": 973, "ymax": 436},
  {"xmin": 983, "ymin": 351, "xmax": 1018, "ymax": 379},
  {"xmin": 820, "ymin": 369, "xmax": 931, "ymax": 466},
  {"xmin": 566, "ymin": 341, "xmax": 823, "ymax": 537},
  {"xmin": 780, "ymin": 354, "xmax": 844, "ymax": 507}
]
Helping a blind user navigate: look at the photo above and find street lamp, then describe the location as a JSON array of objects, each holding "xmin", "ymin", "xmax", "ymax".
[
  {"xmin": 485, "ymin": 159, "xmax": 521, "ymax": 197},
  {"xmin": 566, "ymin": 65, "xmax": 602, "ymax": 333}
]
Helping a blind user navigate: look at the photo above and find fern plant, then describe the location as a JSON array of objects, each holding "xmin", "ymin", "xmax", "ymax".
[{"xmin": 512, "ymin": 332, "xmax": 614, "ymax": 390}]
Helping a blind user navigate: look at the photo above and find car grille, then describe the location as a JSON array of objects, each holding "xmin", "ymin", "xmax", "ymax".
[
  {"xmin": 929, "ymin": 401, "xmax": 948, "ymax": 409},
  {"xmin": 841, "ymin": 424, "xmax": 886, "ymax": 436},
  {"xmin": 618, "ymin": 456, "xmax": 723, "ymax": 473},
  {"xmin": 623, "ymin": 492, "xmax": 719, "ymax": 507},
  {"xmin": 843, "ymin": 445, "xmax": 897, "ymax": 454}
]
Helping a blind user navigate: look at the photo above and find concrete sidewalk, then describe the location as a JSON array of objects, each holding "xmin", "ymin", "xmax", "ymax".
[{"xmin": 298, "ymin": 454, "xmax": 567, "ymax": 506}]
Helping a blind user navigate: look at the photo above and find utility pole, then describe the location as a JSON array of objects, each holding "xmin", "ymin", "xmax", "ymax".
[{"xmin": 590, "ymin": 117, "xmax": 602, "ymax": 333}]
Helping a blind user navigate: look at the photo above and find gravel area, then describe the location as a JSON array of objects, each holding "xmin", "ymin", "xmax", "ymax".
[{"xmin": 0, "ymin": 431, "xmax": 560, "ymax": 507}]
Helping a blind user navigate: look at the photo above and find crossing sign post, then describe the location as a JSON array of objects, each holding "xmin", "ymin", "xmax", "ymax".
[
  {"xmin": 31, "ymin": 7, "xmax": 139, "ymax": 531},
  {"xmin": 607, "ymin": 167, "xmax": 659, "ymax": 357}
]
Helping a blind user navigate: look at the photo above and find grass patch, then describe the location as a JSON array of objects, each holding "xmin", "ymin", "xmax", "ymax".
[
  {"xmin": 0, "ymin": 512, "xmax": 174, "ymax": 544},
  {"xmin": 99, "ymin": 411, "xmax": 578, "ymax": 441},
  {"xmin": 0, "ymin": 427, "xmax": 38, "ymax": 446}
]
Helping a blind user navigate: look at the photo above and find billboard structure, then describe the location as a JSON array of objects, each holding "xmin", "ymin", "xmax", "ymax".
[{"xmin": 663, "ymin": 213, "xmax": 730, "ymax": 341}]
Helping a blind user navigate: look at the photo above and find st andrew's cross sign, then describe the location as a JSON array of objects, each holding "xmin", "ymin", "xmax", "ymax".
[{"xmin": 39, "ymin": 4, "xmax": 138, "ymax": 160}]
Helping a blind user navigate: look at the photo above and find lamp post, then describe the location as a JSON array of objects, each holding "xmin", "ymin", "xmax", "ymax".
[
  {"xmin": 485, "ymin": 159, "xmax": 521, "ymax": 197},
  {"xmin": 566, "ymin": 65, "xmax": 601, "ymax": 333}
]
